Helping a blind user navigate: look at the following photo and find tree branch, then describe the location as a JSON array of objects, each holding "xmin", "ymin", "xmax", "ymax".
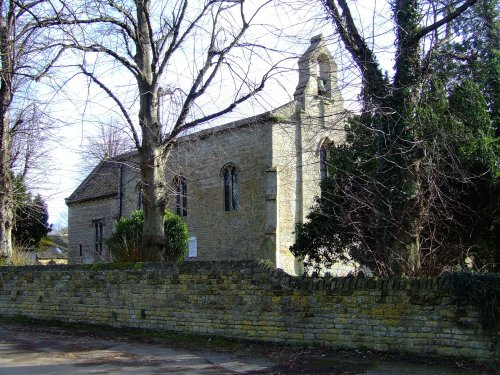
[
  {"xmin": 166, "ymin": 65, "xmax": 273, "ymax": 142},
  {"xmin": 69, "ymin": 43, "xmax": 139, "ymax": 76},
  {"xmin": 105, "ymin": 0, "xmax": 137, "ymax": 33},
  {"xmin": 322, "ymin": 0, "xmax": 387, "ymax": 103},
  {"xmin": 169, "ymin": 0, "xmax": 270, "ymax": 134},
  {"xmin": 412, "ymin": 0, "xmax": 478, "ymax": 42},
  {"xmin": 155, "ymin": 0, "xmax": 205, "ymax": 83},
  {"xmin": 79, "ymin": 65, "xmax": 141, "ymax": 150}
]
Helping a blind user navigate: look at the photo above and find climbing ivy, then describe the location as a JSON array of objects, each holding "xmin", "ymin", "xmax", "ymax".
[{"xmin": 450, "ymin": 272, "xmax": 499, "ymax": 330}]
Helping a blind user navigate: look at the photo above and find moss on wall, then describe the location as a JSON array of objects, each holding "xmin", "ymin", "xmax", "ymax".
[{"xmin": 0, "ymin": 261, "xmax": 497, "ymax": 362}]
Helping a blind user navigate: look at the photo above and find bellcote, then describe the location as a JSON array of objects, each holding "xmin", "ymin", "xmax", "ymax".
[{"xmin": 294, "ymin": 35, "xmax": 340, "ymax": 111}]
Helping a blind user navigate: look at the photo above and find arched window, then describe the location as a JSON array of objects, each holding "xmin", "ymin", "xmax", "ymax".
[
  {"xmin": 93, "ymin": 219, "xmax": 103, "ymax": 255},
  {"xmin": 135, "ymin": 182, "xmax": 143, "ymax": 210},
  {"xmin": 319, "ymin": 140, "xmax": 331, "ymax": 181},
  {"xmin": 174, "ymin": 176, "xmax": 187, "ymax": 216},
  {"xmin": 222, "ymin": 164, "xmax": 238, "ymax": 211},
  {"xmin": 316, "ymin": 54, "xmax": 330, "ymax": 96}
]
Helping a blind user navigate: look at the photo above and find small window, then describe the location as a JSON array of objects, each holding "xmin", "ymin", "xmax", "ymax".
[
  {"xmin": 188, "ymin": 236, "xmax": 197, "ymax": 258},
  {"xmin": 174, "ymin": 176, "xmax": 187, "ymax": 216},
  {"xmin": 222, "ymin": 164, "xmax": 238, "ymax": 211},
  {"xmin": 138, "ymin": 189, "xmax": 143, "ymax": 210},
  {"xmin": 79, "ymin": 244, "xmax": 83, "ymax": 257},
  {"xmin": 94, "ymin": 220, "xmax": 103, "ymax": 255}
]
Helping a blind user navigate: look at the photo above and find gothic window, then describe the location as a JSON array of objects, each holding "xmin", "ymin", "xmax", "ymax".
[
  {"xmin": 174, "ymin": 176, "xmax": 187, "ymax": 216},
  {"xmin": 320, "ymin": 140, "xmax": 331, "ymax": 181},
  {"xmin": 222, "ymin": 164, "xmax": 238, "ymax": 211},
  {"xmin": 94, "ymin": 220, "xmax": 103, "ymax": 255}
]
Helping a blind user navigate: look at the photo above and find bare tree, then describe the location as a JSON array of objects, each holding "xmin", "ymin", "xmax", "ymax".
[
  {"xmin": 0, "ymin": 0, "xmax": 64, "ymax": 257},
  {"xmin": 9, "ymin": 103, "xmax": 52, "ymax": 182},
  {"xmin": 54, "ymin": 0, "xmax": 277, "ymax": 259},
  {"xmin": 80, "ymin": 117, "xmax": 135, "ymax": 175}
]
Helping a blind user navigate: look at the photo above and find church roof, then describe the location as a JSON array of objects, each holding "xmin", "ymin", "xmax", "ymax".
[
  {"xmin": 65, "ymin": 160, "xmax": 121, "ymax": 204},
  {"xmin": 66, "ymin": 103, "xmax": 295, "ymax": 205},
  {"xmin": 172, "ymin": 101, "xmax": 295, "ymax": 143}
]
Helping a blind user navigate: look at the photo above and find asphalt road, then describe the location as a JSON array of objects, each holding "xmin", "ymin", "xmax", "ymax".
[
  {"xmin": 0, "ymin": 325, "xmax": 273, "ymax": 374},
  {"xmin": 0, "ymin": 323, "xmax": 492, "ymax": 375}
]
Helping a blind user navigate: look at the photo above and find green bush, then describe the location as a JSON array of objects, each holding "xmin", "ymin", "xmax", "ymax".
[
  {"xmin": 106, "ymin": 210, "xmax": 188, "ymax": 262},
  {"xmin": 163, "ymin": 210, "xmax": 189, "ymax": 261}
]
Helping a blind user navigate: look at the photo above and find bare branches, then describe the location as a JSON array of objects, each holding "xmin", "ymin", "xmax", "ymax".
[
  {"xmin": 171, "ymin": 70, "xmax": 269, "ymax": 139},
  {"xmin": 69, "ymin": 43, "xmax": 140, "ymax": 76},
  {"xmin": 9, "ymin": 103, "xmax": 51, "ymax": 183},
  {"xmin": 154, "ymin": 0, "xmax": 210, "ymax": 84},
  {"xmin": 79, "ymin": 65, "xmax": 141, "ymax": 150},
  {"xmin": 171, "ymin": 0, "xmax": 271, "ymax": 136},
  {"xmin": 79, "ymin": 117, "xmax": 135, "ymax": 174},
  {"xmin": 413, "ymin": 0, "xmax": 478, "ymax": 42},
  {"xmin": 1, "ymin": 0, "xmax": 73, "ymax": 256},
  {"xmin": 105, "ymin": 0, "xmax": 137, "ymax": 32},
  {"xmin": 321, "ymin": 0, "xmax": 387, "ymax": 104}
]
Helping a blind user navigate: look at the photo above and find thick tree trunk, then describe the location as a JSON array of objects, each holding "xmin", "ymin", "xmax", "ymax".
[
  {"xmin": 135, "ymin": 0, "xmax": 168, "ymax": 261},
  {"xmin": 140, "ymin": 143, "xmax": 166, "ymax": 261},
  {"xmin": 137, "ymin": 81, "xmax": 166, "ymax": 260},
  {"xmin": 389, "ymin": 0, "xmax": 423, "ymax": 274}
]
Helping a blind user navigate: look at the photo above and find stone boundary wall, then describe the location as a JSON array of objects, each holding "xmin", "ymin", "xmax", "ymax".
[{"xmin": 0, "ymin": 261, "xmax": 497, "ymax": 362}]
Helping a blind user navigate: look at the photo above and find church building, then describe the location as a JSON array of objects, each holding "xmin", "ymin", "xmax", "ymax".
[{"xmin": 66, "ymin": 35, "xmax": 346, "ymax": 275}]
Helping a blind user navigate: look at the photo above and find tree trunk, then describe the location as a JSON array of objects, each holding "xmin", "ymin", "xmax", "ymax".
[
  {"xmin": 140, "ymin": 143, "xmax": 166, "ymax": 261},
  {"xmin": 0, "ymin": 8, "xmax": 13, "ymax": 258},
  {"xmin": 0, "ymin": 115, "xmax": 13, "ymax": 258},
  {"xmin": 137, "ymin": 81, "xmax": 166, "ymax": 260},
  {"xmin": 389, "ymin": 0, "xmax": 423, "ymax": 274},
  {"xmin": 135, "ymin": 0, "xmax": 168, "ymax": 261}
]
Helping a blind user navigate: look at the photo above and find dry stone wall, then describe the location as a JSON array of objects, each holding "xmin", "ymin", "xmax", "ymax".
[{"xmin": 0, "ymin": 261, "xmax": 497, "ymax": 362}]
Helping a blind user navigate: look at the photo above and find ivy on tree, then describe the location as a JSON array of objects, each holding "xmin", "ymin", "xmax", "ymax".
[{"xmin": 292, "ymin": 0, "xmax": 499, "ymax": 276}]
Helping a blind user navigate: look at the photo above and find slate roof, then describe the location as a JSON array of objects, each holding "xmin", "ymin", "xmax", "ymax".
[{"xmin": 66, "ymin": 159, "xmax": 122, "ymax": 205}]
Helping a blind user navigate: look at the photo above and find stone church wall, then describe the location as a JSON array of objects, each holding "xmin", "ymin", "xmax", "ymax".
[
  {"xmin": 68, "ymin": 198, "xmax": 118, "ymax": 264},
  {"xmin": 0, "ymin": 262, "xmax": 497, "ymax": 362},
  {"xmin": 164, "ymin": 120, "xmax": 273, "ymax": 263}
]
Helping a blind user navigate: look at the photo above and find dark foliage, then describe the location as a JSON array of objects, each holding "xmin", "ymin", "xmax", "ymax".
[
  {"xmin": 106, "ymin": 210, "xmax": 188, "ymax": 262},
  {"xmin": 292, "ymin": 0, "xmax": 499, "ymax": 276},
  {"xmin": 12, "ymin": 178, "xmax": 51, "ymax": 248}
]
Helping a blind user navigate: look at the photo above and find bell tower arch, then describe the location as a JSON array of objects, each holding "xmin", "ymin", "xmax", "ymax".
[{"xmin": 293, "ymin": 35, "xmax": 342, "ymax": 114}]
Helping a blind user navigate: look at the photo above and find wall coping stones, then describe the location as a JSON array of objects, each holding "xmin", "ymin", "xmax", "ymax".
[{"xmin": 1, "ymin": 260, "xmax": 497, "ymax": 294}]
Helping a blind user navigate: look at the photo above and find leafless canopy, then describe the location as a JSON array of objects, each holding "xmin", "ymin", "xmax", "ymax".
[
  {"xmin": 1, "ymin": 0, "xmax": 67, "ymax": 256},
  {"xmin": 48, "ymin": 0, "xmax": 277, "ymax": 257}
]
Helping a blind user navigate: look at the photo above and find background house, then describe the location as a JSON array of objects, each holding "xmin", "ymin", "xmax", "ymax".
[{"xmin": 66, "ymin": 35, "xmax": 346, "ymax": 275}]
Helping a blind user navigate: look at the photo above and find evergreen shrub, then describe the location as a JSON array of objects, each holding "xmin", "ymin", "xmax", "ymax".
[{"xmin": 106, "ymin": 210, "xmax": 188, "ymax": 262}]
